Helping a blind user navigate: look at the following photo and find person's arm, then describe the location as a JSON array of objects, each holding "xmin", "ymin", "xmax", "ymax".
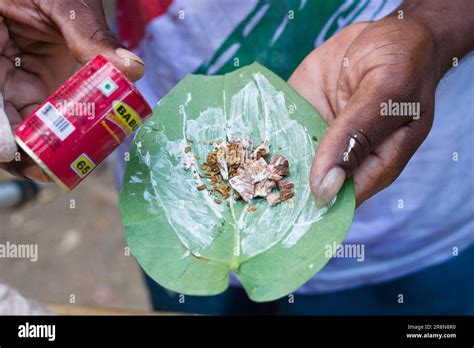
[{"xmin": 392, "ymin": 0, "xmax": 474, "ymax": 79}]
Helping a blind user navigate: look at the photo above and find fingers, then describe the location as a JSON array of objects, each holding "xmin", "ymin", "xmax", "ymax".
[
  {"xmin": 2, "ymin": 69, "xmax": 48, "ymax": 123},
  {"xmin": 0, "ymin": 95, "xmax": 47, "ymax": 180},
  {"xmin": 5, "ymin": 19, "xmax": 64, "ymax": 44},
  {"xmin": 353, "ymin": 120, "xmax": 431, "ymax": 205},
  {"xmin": 309, "ymin": 77, "xmax": 412, "ymax": 208},
  {"xmin": 0, "ymin": 154, "xmax": 51, "ymax": 182},
  {"xmin": 0, "ymin": 95, "xmax": 16, "ymax": 162},
  {"xmin": 23, "ymin": 165, "xmax": 52, "ymax": 182},
  {"xmin": 47, "ymin": 0, "xmax": 144, "ymax": 81}
]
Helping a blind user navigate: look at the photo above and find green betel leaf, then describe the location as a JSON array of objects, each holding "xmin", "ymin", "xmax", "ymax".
[{"xmin": 119, "ymin": 63, "xmax": 355, "ymax": 302}]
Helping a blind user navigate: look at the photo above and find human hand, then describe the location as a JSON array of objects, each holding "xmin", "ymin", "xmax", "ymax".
[
  {"xmin": 0, "ymin": 0, "xmax": 144, "ymax": 181},
  {"xmin": 289, "ymin": 17, "xmax": 442, "ymax": 207},
  {"xmin": 296, "ymin": 0, "xmax": 474, "ymax": 207}
]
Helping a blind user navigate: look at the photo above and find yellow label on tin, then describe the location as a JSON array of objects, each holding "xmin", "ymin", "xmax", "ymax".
[
  {"xmin": 71, "ymin": 154, "xmax": 95, "ymax": 178},
  {"xmin": 107, "ymin": 101, "xmax": 142, "ymax": 135}
]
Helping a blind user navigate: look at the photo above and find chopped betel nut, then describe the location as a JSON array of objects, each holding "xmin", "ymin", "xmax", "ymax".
[
  {"xmin": 280, "ymin": 188, "xmax": 295, "ymax": 201},
  {"xmin": 214, "ymin": 183, "xmax": 231, "ymax": 199},
  {"xmin": 229, "ymin": 173, "xmax": 254, "ymax": 202},
  {"xmin": 247, "ymin": 205, "xmax": 257, "ymax": 212},
  {"xmin": 269, "ymin": 154, "xmax": 290, "ymax": 176},
  {"xmin": 252, "ymin": 140, "xmax": 270, "ymax": 159},
  {"xmin": 182, "ymin": 137, "xmax": 295, "ymax": 207},
  {"xmin": 277, "ymin": 179, "xmax": 294, "ymax": 191},
  {"xmin": 278, "ymin": 179, "xmax": 295, "ymax": 201},
  {"xmin": 254, "ymin": 179, "xmax": 276, "ymax": 197},
  {"xmin": 266, "ymin": 192, "xmax": 281, "ymax": 206}
]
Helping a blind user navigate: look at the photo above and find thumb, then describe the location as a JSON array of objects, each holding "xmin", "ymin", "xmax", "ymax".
[
  {"xmin": 49, "ymin": 0, "xmax": 144, "ymax": 82},
  {"xmin": 310, "ymin": 83, "xmax": 408, "ymax": 208}
]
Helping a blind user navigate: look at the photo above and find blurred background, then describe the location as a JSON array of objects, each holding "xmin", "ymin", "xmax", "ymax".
[
  {"xmin": 0, "ymin": 0, "xmax": 151, "ymax": 314},
  {"xmin": 0, "ymin": 161, "xmax": 151, "ymax": 313}
]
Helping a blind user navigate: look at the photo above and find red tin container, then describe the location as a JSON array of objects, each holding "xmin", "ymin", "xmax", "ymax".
[{"xmin": 15, "ymin": 55, "xmax": 152, "ymax": 191}]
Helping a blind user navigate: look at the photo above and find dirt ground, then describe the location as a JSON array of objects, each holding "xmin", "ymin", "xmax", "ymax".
[{"xmin": 0, "ymin": 160, "xmax": 151, "ymax": 313}]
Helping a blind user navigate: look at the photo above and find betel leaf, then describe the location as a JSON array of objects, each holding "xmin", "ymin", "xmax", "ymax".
[{"xmin": 119, "ymin": 63, "xmax": 355, "ymax": 302}]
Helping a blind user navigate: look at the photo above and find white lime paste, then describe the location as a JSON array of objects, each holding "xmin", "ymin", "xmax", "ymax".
[{"xmin": 133, "ymin": 73, "xmax": 332, "ymax": 263}]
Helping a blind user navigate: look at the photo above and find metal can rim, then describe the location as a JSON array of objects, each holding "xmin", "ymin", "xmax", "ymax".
[{"xmin": 15, "ymin": 136, "xmax": 71, "ymax": 192}]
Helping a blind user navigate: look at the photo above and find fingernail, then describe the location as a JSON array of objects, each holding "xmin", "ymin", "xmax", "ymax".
[
  {"xmin": 115, "ymin": 48, "xmax": 144, "ymax": 66},
  {"xmin": 0, "ymin": 135, "xmax": 17, "ymax": 162},
  {"xmin": 312, "ymin": 166, "xmax": 346, "ymax": 208}
]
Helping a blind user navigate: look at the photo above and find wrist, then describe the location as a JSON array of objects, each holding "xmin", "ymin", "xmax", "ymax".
[{"xmin": 391, "ymin": 0, "xmax": 474, "ymax": 76}]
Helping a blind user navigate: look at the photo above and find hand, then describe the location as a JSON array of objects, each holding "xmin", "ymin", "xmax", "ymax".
[
  {"xmin": 0, "ymin": 0, "xmax": 144, "ymax": 181},
  {"xmin": 290, "ymin": 17, "xmax": 442, "ymax": 207}
]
